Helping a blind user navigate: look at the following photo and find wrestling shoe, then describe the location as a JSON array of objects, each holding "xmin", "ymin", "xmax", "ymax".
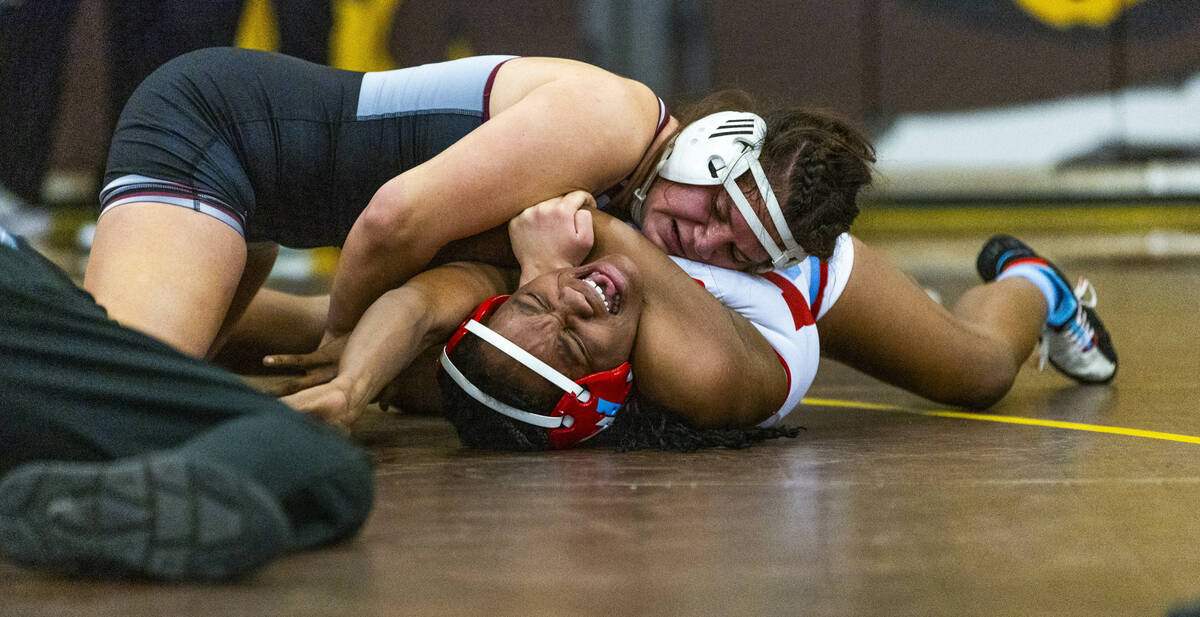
[
  {"xmin": 0, "ymin": 453, "xmax": 290, "ymax": 581},
  {"xmin": 976, "ymin": 234, "xmax": 1118, "ymax": 384}
]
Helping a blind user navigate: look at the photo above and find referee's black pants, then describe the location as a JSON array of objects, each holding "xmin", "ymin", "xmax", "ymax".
[{"xmin": 0, "ymin": 234, "xmax": 371, "ymax": 550}]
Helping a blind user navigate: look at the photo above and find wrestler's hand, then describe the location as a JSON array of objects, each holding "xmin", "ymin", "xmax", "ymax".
[
  {"xmin": 509, "ymin": 190, "xmax": 595, "ymax": 286},
  {"xmin": 262, "ymin": 332, "xmax": 349, "ymax": 395},
  {"xmin": 280, "ymin": 378, "xmax": 362, "ymax": 430},
  {"xmin": 317, "ymin": 327, "xmax": 350, "ymax": 355}
]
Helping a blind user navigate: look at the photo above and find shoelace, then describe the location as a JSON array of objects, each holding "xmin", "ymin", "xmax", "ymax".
[{"xmin": 1037, "ymin": 278, "xmax": 1098, "ymax": 371}]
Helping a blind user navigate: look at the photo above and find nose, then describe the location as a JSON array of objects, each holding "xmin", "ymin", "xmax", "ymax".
[
  {"xmin": 559, "ymin": 283, "xmax": 598, "ymax": 319},
  {"xmin": 692, "ymin": 223, "xmax": 732, "ymax": 260}
]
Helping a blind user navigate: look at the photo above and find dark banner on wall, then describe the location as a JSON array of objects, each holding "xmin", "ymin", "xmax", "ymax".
[{"xmin": 898, "ymin": 0, "xmax": 1200, "ymax": 39}]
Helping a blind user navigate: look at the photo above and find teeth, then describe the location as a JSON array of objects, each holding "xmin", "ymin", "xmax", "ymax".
[{"xmin": 583, "ymin": 278, "xmax": 610, "ymax": 312}]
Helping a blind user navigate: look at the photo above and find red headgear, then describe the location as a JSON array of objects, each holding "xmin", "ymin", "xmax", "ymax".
[{"xmin": 440, "ymin": 295, "xmax": 633, "ymax": 449}]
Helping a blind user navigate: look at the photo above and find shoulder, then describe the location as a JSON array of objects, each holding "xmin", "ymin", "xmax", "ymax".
[
  {"xmin": 489, "ymin": 57, "xmax": 662, "ymax": 143},
  {"xmin": 412, "ymin": 261, "xmax": 516, "ymax": 297}
]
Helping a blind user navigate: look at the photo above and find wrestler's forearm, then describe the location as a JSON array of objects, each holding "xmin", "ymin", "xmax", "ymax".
[
  {"xmin": 333, "ymin": 262, "xmax": 517, "ymax": 411},
  {"xmin": 214, "ymin": 289, "xmax": 327, "ymax": 371},
  {"xmin": 333, "ymin": 289, "xmax": 437, "ymax": 412},
  {"xmin": 326, "ymin": 222, "xmax": 432, "ymax": 338}
]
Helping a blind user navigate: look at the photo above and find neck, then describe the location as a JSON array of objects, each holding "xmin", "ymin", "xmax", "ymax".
[{"xmin": 609, "ymin": 116, "xmax": 680, "ymax": 222}]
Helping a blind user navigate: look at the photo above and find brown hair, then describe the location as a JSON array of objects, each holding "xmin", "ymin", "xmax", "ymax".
[{"xmin": 619, "ymin": 90, "xmax": 875, "ymax": 261}]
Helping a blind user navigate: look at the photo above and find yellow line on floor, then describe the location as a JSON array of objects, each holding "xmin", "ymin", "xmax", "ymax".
[
  {"xmin": 801, "ymin": 397, "xmax": 1200, "ymax": 445},
  {"xmin": 855, "ymin": 204, "xmax": 1200, "ymax": 236}
]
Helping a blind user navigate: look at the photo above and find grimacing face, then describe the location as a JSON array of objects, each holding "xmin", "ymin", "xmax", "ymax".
[
  {"xmin": 481, "ymin": 255, "xmax": 644, "ymax": 401},
  {"xmin": 637, "ymin": 175, "xmax": 783, "ymax": 271}
]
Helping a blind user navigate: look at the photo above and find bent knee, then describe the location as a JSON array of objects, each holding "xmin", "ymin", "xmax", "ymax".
[
  {"xmin": 287, "ymin": 442, "xmax": 375, "ymax": 549},
  {"xmin": 932, "ymin": 354, "xmax": 1019, "ymax": 410}
]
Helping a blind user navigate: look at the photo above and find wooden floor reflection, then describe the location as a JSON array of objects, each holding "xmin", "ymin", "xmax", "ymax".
[{"xmin": 4, "ymin": 236, "xmax": 1200, "ymax": 617}]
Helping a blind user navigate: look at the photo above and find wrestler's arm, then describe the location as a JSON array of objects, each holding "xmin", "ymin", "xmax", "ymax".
[
  {"xmin": 212, "ymin": 289, "xmax": 328, "ymax": 373},
  {"xmin": 280, "ymin": 262, "xmax": 516, "ymax": 427},
  {"xmin": 589, "ymin": 213, "xmax": 788, "ymax": 427},
  {"xmin": 325, "ymin": 63, "xmax": 661, "ymax": 338}
]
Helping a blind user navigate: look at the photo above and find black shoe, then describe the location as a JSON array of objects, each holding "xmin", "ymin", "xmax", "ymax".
[
  {"xmin": 976, "ymin": 235, "xmax": 1118, "ymax": 384},
  {"xmin": 0, "ymin": 453, "xmax": 290, "ymax": 581},
  {"xmin": 976, "ymin": 234, "xmax": 1064, "ymax": 283}
]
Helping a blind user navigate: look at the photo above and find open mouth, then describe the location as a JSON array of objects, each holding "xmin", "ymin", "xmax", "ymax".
[{"xmin": 575, "ymin": 263, "xmax": 626, "ymax": 315}]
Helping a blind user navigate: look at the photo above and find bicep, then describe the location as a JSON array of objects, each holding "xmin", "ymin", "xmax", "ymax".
[
  {"xmin": 366, "ymin": 77, "xmax": 659, "ymax": 253},
  {"xmin": 634, "ymin": 302, "xmax": 786, "ymax": 428},
  {"xmin": 403, "ymin": 262, "xmax": 518, "ymax": 342},
  {"xmin": 590, "ymin": 215, "xmax": 787, "ymax": 426}
]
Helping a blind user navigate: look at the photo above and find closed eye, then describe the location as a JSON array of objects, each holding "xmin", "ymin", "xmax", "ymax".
[
  {"xmin": 560, "ymin": 329, "xmax": 590, "ymax": 369},
  {"xmin": 521, "ymin": 292, "xmax": 590, "ymax": 369},
  {"xmin": 729, "ymin": 245, "xmax": 752, "ymax": 268},
  {"xmin": 709, "ymin": 190, "xmax": 731, "ymax": 224},
  {"xmin": 513, "ymin": 293, "xmax": 559, "ymax": 321},
  {"xmin": 523, "ymin": 293, "xmax": 550, "ymax": 313}
]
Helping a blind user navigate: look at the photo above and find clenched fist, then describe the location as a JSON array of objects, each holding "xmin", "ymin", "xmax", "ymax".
[{"xmin": 508, "ymin": 190, "xmax": 596, "ymax": 285}]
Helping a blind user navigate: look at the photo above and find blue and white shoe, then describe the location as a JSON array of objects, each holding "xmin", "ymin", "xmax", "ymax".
[{"xmin": 977, "ymin": 235, "xmax": 1118, "ymax": 384}]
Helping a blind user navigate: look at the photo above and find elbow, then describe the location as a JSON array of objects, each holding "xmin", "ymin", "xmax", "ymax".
[
  {"xmin": 353, "ymin": 179, "xmax": 425, "ymax": 257},
  {"xmin": 355, "ymin": 202, "xmax": 414, "ymax": 255}
]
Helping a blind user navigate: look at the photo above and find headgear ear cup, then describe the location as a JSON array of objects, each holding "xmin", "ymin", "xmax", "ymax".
[
  {"xmin": 440, "ymin": 296, "xmax": 634, "ymax": 449},
  {"xmin": 544, "ymin": 361, "xmax": 633, "ymax": 449}
]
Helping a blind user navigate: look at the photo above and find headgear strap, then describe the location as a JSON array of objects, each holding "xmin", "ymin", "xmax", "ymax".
[
  {"xmin": 632, "ymin": 111, "xmax": 807, "ymax": 270},
  {"xmin": 439, "ymin": 296, "xmax": 633, "ymax": 449}
]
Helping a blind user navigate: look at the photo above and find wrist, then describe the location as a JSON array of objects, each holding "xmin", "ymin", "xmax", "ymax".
[
  {"xmin": 339, "ymin": 372, "xmax": 379, "ymax": 412},
  {"xmin": 519, "ymin": 258, "xmax": 574, "ymax": 286}
]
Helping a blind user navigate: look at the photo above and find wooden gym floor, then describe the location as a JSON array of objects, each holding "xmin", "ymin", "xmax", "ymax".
[{"xmin": 3, "ymin": 230, "xmax": 1200, "ymax": 617}]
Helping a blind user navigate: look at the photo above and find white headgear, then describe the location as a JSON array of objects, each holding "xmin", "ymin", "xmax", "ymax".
[{"xmin": 632, "ymin": 111, "xmax": 807, "ymax": 269}]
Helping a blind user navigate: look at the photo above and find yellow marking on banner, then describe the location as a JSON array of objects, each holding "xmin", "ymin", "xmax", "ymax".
[
  {"xmin": 235, "ymin": 0, "xmax": 280, "ymax": 52},
  {"xmin": 801, "ymin": 398, "xmax": 1200, "ymax": 445},
  {"xmin": 332, "ymin": 0, "xmax": 402, "ymax": 70},
  {"xmin": 1012, "ymin": 0, "xmax": 1147, "ymax": 29},
  {"xmin": 235, "ymin": 0, "xmax": 402, "ymax": 70}
]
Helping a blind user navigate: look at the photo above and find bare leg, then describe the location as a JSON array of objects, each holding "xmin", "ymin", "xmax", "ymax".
[
  {"xmin": 84, "ymin": 203, "xmax": 246, "ymax": 357},
  {"xmin": 207, "ymin": 242, "xmax": 280, "ymax": 359},
  {"xmin": 818, "ymin": 237, "xmax": 1047, "ymax": 409}
]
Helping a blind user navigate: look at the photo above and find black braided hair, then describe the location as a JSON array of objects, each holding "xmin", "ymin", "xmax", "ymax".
[
  {"xmin": 588, "ymin": 393, "xmax": 803, "ymax": 453},
  {"xmin": 438, "ymin": 336, "xmax": 802, "ymax": 452},
  {"xmin": 439, "ymin": 335, "xmax": 552, "ymax": 451}
]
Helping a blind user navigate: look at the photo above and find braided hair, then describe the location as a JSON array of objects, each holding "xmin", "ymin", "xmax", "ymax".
[
  {"xmin": 438, "ymin": 335, "xmax": 801, "ymax": 452},
  {"xmin": 760, "ymin": 106, "xmax": 875, "ymax": 260}
]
